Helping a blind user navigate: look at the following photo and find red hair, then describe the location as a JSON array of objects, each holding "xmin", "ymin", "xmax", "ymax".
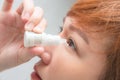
[{"xmin": 67, "ymin": 0, "xmax": 120, "ymax": 80}]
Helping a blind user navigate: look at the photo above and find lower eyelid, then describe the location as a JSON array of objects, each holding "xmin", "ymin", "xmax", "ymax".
[
  {"xmin": 64, "ymin": 40, "xmax": 76, "ymax": 52},
  {"xmin": 64, "ymin": 44, "xmax": 72, "ymax": 52},
  {"xmin": 64, "ymin": 44, "xmax": 77, "ymax": 55}
]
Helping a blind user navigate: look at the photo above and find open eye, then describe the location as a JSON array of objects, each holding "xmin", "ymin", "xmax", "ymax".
[
  {"xmin": 67, "ymin": 39, "xmax": 76, "ymax": 50},
  {"xmin": 59, "ymin": 26, "xmax": 77, "ymax": 51}
]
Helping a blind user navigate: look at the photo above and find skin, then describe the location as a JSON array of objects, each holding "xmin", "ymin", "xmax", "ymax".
[
  {"xmin": 0, "ymin": 0, "xmax": 108, "ymax": 79},
  {"xmin": 31, "ymin": 17, "xmax": 107, "ymax": 80},
  {"xmin": 0, "ymin": 0, "xmax": 46, "ymax": 71}
]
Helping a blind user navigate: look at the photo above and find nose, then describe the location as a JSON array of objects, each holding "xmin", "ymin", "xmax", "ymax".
[
  {"xmin": 40, "ymin": 52, "xmax": 51, "ymax": 65},
  {"xmin": 42, "ymin": 46, "xmax": 56, "ymax": 65},
  {"xmin": 29, "ymin": 46, "xmax": 51, "ymax": 65},
  {"xmin": 41, "ymin": 46, "xmax": 56, "ymax": 64}
]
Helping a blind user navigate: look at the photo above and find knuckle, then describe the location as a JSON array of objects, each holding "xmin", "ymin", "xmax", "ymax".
[{"xmin": 35, "ymin": 7, "xmax": 44, "ymax": 14}]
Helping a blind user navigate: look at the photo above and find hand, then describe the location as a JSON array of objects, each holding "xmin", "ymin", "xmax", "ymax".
[{"xmin": 0, "ymin": 0, "xmax": 47, "ymax": 71}]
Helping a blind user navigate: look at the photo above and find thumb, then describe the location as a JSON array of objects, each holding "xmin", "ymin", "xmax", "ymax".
[
  {"xmin": 17, "ymin": 48, "xmax": 35, "ymax": 65},
  {"xmin": 0, "ymin": 48, "xmax": 35, "ymax": 72}
]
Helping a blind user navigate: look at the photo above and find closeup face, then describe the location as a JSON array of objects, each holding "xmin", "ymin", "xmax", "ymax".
[{"xmin": 31, "ymin": 17, "xmax": 107, "ymax": 80}]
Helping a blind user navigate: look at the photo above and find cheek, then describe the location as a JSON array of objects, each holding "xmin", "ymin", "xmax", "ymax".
[
  {"xmin": 37, "ymin": 46, "xmax": 106, "ymax": 80},
  {"xmin": 46, "ymin": 47, "xmax": 85, "ymax": 80}
]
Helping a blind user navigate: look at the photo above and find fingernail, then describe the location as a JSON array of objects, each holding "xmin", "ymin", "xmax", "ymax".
[{"xmin": 25, "ymin": 23, "xmax": 34, "ymax": 31}]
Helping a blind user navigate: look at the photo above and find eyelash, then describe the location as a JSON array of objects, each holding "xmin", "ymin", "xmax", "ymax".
[
  {"xmin": 67, "ymin": 38, "xmax": 76, "ymax": 51},
  {"xmin": 59, "ymin": 26, "xmax": 76, "ymax": 51}
]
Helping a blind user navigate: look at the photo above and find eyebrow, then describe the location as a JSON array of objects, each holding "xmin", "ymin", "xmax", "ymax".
[{"xmin": 69, "ymin": 25, "xmax": 89, "ymax": 44}]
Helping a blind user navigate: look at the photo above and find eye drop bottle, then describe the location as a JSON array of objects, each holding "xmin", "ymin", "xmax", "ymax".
[{"xmin": 24, "ymin": 31, "xmax": 66, "ymax": 48}]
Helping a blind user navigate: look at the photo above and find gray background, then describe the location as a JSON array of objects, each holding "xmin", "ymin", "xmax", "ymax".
[{"xmin": 0, "ymin": 0, "xmax": 75, "ymax": 80}]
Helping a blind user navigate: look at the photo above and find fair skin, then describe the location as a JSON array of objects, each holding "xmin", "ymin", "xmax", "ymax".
[
  {"xmin": 31, "ymin": 17, "xmax": 107, "ymax": 80},
  {"xmin": 0, "ymin": 1, "xmax": 107, "ymax": 79},
  {"xmin": 0, "ymin": 0, "xmax": 46, "ymax": 71}
]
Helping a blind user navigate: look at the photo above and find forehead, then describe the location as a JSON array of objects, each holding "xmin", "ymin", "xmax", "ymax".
[
  {"xmin": 63, "ymin": 17, "xmax": 105, "ymax": 37},
  {"xmin": 63, "ymin": 17, "xmax": 89, "ymax": 44},
  {"xmin": 64, "ymin": 17, "xmax": 84, "ymax": 29},
  {"xmin": 63, "ymin": 17, "xmax": 109, "ymax": 53},
  {"xmin": 63, "ymin": 17, "xmax": 87, "ymax": 34},
  {"xmin": 63, "ymin": 16, "xmax": 109, "ymax": 42}
]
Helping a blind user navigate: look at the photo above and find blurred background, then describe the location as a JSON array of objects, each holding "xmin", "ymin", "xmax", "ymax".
[{"xmin": 0, "ymin": 0, "xmax": 75, "ymax": 80}]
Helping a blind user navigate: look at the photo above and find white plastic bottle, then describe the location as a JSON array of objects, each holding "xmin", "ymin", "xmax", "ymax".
[{"xmin": 24, "ymin": 31, "xmax": 66, "ymax": 47}]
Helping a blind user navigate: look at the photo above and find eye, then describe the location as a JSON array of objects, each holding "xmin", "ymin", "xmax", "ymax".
[{"xmin": 67, "ymin": 39, "xmax": 76, "ymax": 50}]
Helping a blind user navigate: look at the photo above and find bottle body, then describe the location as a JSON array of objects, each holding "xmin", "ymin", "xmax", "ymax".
[{"xmin": 24, "ymin": 31, "xmax": 66, "ymax": 47}]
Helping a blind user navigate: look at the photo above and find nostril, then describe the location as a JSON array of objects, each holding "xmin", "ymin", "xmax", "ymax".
[{"xmin": 41, "ymin": 52, "xmax": 51, "ymax": 65}]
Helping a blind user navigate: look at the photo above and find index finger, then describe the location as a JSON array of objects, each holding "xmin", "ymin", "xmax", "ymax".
[
  {"xmin": 2, "ymin": 0, "xmax": 14, "ymax": 11},
  {"xmin": 21, "ymin": 0, "xmax": 34, "ymax": 21}
]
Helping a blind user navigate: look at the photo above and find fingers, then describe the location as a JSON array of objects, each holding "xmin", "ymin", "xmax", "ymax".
[
  {"xmin": 25, "ymin": 7, "xmax": 47, "ymax": 33},
  {"xmin": 16, "ymin": 3, "xmax": 23, "ymax": 15},
  {"xmin": 25, "ymin": 7, "xmax": 43, "ymax": 30},
  {"xmin": 25, "ymin": 18, "xmax": 47, "ymax": 33},
  {"xmin": 33, "ymin": 18, "xmax": 47, "ymax": 33},
  {"xmin": 16, "ymin": 49, "xmax": 35, "ymax": 65},
  {"xmin": 2, "ymin": 0, "xmax": 14, "ymax": 11},
  {"xmin": 16, "ymin": 0, "xmax": 47, "ymax": 33},
  {"xmin": 29, "ymin": 47, "xmax": 51, "ymax": 64},
  {"xmin": 21, "ymin": 0, "xmax": 34, "ymax": 22}
]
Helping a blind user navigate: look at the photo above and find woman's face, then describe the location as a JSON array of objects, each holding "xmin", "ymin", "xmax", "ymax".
[{"xmin": 31, "ymin": 17, "xmax": 107, "ymax": 80}]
